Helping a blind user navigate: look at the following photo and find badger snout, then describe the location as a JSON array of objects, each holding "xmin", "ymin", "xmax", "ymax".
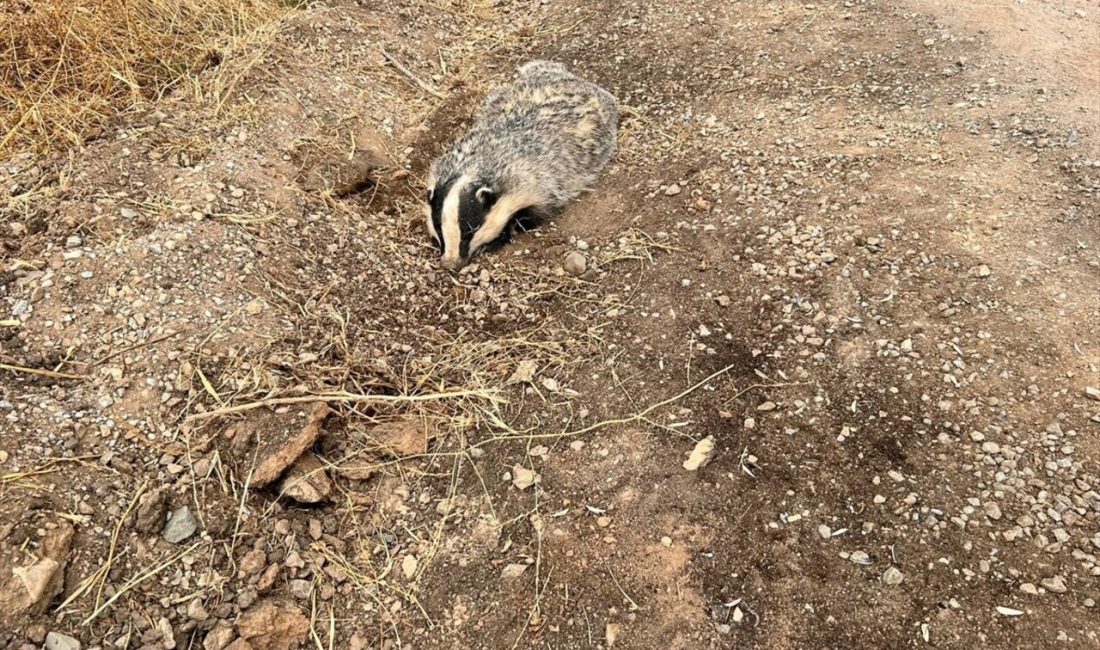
[{"xmin": 439, "ymin": 256, "xmax": 466, "ymax": 271}]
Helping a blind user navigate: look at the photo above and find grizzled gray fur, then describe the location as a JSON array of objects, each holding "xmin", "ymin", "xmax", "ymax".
[{"xmin": 426, "ymin": 60, "xmax": 619, "ymax": 270}]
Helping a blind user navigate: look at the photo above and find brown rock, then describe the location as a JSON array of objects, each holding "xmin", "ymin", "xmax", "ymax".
[
  {"xmin": 237, "ymin": 600, "xmax": 309, "ymax": 650},
  {"xmin": 202, "ymin": 621, "xmax": 235, "ymax": 650},
  {"xmin": 238, "ymin": 548, "xmax": 267, "ymax": 578},
  {"xmin": 224, "ymin": 641, "xmax": 255, "ymax": 650},
  {"xmin": 256, "ymin": 564, "xmax": 280, "ymax": 593},
  {"xmin": 133, "ymin": 489, "xmax": 168, "ymax": 534},
  {"xmin": 249, "ymin": 403, "xmax": 331, "ymax": 488},
  {"xmin": 1, "ymin": 522, "xmax": 73, "ymax": 626},
  {"xmin": 277, "ymin": 453, "xmax": 332, "ymax": 504},
  {"xmin": 366, "ymin": 416, "xmax": 433, "ymax": 457}
]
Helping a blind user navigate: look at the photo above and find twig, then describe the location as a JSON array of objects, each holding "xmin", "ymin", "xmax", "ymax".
[
  {"xmin": 607, "ymin": 563, "xmax": 640, "ymax": 612},
  {"xmin": 0, "ymin": 362, "xmax": 84, "ymax": 380},
  {"xmin": 381, "ymin": 48, "xmax": 446, "ymax": 99},
  {"xmin": 185, "ymin": 388, "xmax": 500, "ymax": 422}
]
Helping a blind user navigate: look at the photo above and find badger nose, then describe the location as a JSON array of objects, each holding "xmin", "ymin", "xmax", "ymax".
[{"xmin": 440, "ymin": 257, "xmax": 465, "ymax": 271}]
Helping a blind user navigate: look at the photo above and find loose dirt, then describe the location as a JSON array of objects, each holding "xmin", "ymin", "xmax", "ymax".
[{"xmin": 2, "ymin": 1, "xmax": 1098, "ymax": 649}]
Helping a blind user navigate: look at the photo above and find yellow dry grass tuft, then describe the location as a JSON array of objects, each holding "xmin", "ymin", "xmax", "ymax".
[{"xmin": 0, "ymin": 0, "xmax": 295, "ymax": 157}]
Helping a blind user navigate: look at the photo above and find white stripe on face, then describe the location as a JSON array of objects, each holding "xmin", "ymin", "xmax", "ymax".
[
  {"xmin": 440, "ymin": 174, "xmax": 471, "ymax": 268},
  {"xmin": 425, "ymin": 202, "xmax": 439, "ymax": 244}
]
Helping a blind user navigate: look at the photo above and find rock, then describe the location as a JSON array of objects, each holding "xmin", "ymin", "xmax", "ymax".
[
  {"xmin": 250, "ymin": 403, "xmax": 331, "ymax": 487},
  {"xmin": 402, "ymin": 555, "xmax": 418, "ymax": 579},
  {"xmin": 500, "ymin": 563, "xmax": 528, "ymax": 581},
  {"xmin": 882, "ymin": 567, "xmax": 904, "ymax": 586},
  {"xmin": 980, "ymin": 441, "xmax": 1000, "ymax": 455},
  {"xmin": 162, "ymin": 506, "xmax": 198, "ymax": 543},
  {"xmin": 817, "ymin": 525, "xmax": 832, "ymax": 539},
  {"xmin": 512, "ymin": 465, "xmax": 539, "ymax": 490},
  {"xmin": 975, "ymin": 265, "xmax": 991, "ymax": 278},
  {"xmin": 1019, "ymin": 583, "xmax": 1039, "ymax": 595},
  {"xmin": 288, "ymin": 580, "xmax": 311, "ymax": 600},
  {"xmin": 239, "ymin": 548, "xmax": 267, "ymax": 578},
  {"xmin": 277, "ymin": 453, "xmax": 332, "ymax": 504},
  {"xmin": 1, "ymin": 522, "xmax": 73, "ymax": 625},
  {"xmin": 120, "ymin": 207, "xmax": 138, "ymax": 219},
  {"xmin": 225, "ymin": 640, "xmax": 255, "ymax": 650},
  {"xmin": 682, "ymin": 436, "xmax": 716, "ymax": 471},
  {"xmin": 134, "ymin": 489, "xmax": 169, "ymax": 534},
  {"xmin": 1085, "ymin": 386, "xmax": 1100, "ymax": 402},
  {"xmin": 984, "ymin": 502, "xmax": 1002, "ymax": 520},
  {"xmin": 237, "ymin": 600, "xmax": 310, "ymax": 650},
  {"xmin": 664, "ymin": 183, "xmax": 681, "ymax": 196},
  {"xmin": 1041, "ymin": 576, "xmax": 1067, "ymax": 594},
  {"xmin": 506, "ymin": 360, "xmax": 539, "ymax": 384},
  {"xmin": 849, "ymin": 551, "xmax": 871, "ymax": 565},
  {"xmin": 366, "ymin": 416, "xmax": 432, "ymax": 457},
  {"xmin": 757, "ymin": 401, "xmax": 777, "ymax": 411},
  {"xmin": 605, "ymin": 621, "xmax": 621, "ymax": 647},
  {"xmin": 995, "ymin": 606, "xmax": 1024, "ymax": 617},
  {"xmin": 563, "ymin": 251, "xmax": 587, "ymax": 276},
  {"xmin": 44, "ymin": 632, "xmax": 81, "ymax": 650},
  {"xmin": 203, "ymin": 621, "xmax": 235, "ymax": 650}
]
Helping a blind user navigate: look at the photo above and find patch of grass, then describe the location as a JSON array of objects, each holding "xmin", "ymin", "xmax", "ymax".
[{"xmin": 0, "ymin": 0, "xmax": 294, "ymax": 157}]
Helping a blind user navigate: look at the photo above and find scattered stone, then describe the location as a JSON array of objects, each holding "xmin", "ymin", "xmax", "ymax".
[
  {"xmin": 402, "ymin": 555, "xmax": 418, "ymax": 579},
  {"xmin": 277, "ymin": 453, "xmax": 332, "ymax": 504},
  {"xmin": 984, "ymin": 502, "xmax": 1002, "ymax": 520},
  {"xmin": 563, "ymin": 251, "xmax": 587, "ymax": 276},
  {"xmin": 512, "ymin": 465, "xmax": 539, "ymax": 490},
  {"xmin": 757, "ymin": 401, "xmax": 777, "ymax": 411},
  {"xmin": 1085, "ymin": 386, "xmax": 1100, "ymax": 402},
  {"xmin": 818, "ymin": 525, "xmax": 832, "ymax": 539},
  {"xmin": 1019, "ymin": 583, "xmax": 1039, "ymax": 595},
  {"xmin": 664, "ymin": 183, "xmax": 682, "ymax": 196},
  {"xmin": 682, "ymin": 436, "xmax": 716, "ymax": 471},
  {"xmin": 120, "ymin": 207, "xmax": 138, "ymax": 219},
  {"xmin": 995, "ymin": 606, "xmax": 1024, "ymax": 617},
  {"xmin": 1040, "ymin": 575, "xmax": 1067, "ymax": 594},
  {"xmin": 507, "ymin": 360, "xmax": 539, "ymax": 384},
  {"xmin": 501, "ymin": 563, "xmax": 529, "ymax": 581},
  {"xmin": 237, "ymin": 600, "xmax": 309, "ymax": 650},
  {"xmin": 239, "ymin": 548, "xmax": 267, "ymax": 578},
  {"xmin": 605, "ymin": 621, "xmax": 621, "ymax": 647},
  {"xmin": 366, "ymin": 416, "xmax": 432, "ymax": 457},
  {"xmin": 849, "ymin": 551, "xmax": 871, "ymax": 565},
  {"xmin": 162, "ymin": 506, "xmax": 198, "ymax": 543},
  {"xmin": 288, "ymin": 580, "xmax": 311, "ymax": 600},
  {"xmin": 248, "ymin": 403, "xmax": 331, "ymax": 487},
  {"xmin": 44, "ymin": 632, "xmax": 80, "ymax": 650},
  {"xmin": 1, "ymin": 522, "xmax": 73, "ymax": 625},
  {"xmin": 882, "ymin": 567, "xmax": 904, "ymax": 586},
  {"xmin": 133, "ymin": 489, "xmax": 169, "ymax": 534},
  {"xmin": 203, "ymin": 621, "xmax": 235, "ymax": 650}
]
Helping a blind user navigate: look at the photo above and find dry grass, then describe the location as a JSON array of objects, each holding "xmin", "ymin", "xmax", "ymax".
[{"xmin": 0, "ymin": 0, "xmax": 296, "ymax": 157}]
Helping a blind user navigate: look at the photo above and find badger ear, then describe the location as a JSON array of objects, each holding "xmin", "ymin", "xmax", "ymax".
[
  {"xmin": 426, "ymin": 187, "xmax": 434, "ymax": 204},
  {"xmin": 475, "ymin": 185, "xmax": 498, "ymax": 207}
]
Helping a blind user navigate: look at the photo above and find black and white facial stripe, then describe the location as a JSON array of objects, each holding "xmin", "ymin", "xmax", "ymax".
[{"xmin": 426, "ymin": 174, "xmax": 519, "ymax": 270}]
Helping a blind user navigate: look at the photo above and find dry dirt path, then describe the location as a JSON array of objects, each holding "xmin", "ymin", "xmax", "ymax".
[{"xmin": 1, "ymin": 1, "xmax": 1097, "ymax": 649}]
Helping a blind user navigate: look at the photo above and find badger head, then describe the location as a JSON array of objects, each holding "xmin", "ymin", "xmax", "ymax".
[{"xmin": 425, "ymin": 174, "xmax": 536, "ymax": 270}]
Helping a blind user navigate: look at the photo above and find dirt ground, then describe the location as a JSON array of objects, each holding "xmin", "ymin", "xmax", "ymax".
[{"xmin": 2, "ymin": 1, "xmax": 1098, "ymax": 649}]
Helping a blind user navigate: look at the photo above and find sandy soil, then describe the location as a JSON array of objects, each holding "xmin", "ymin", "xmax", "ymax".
[{"xmin": 1, "ymin": 1, "xmax": 1098, "ymax": 649}]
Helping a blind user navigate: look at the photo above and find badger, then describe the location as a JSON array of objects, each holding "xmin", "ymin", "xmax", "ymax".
[{"xmin": 425, "ymin": 60, "xmax": 619, "ymax": 270}]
